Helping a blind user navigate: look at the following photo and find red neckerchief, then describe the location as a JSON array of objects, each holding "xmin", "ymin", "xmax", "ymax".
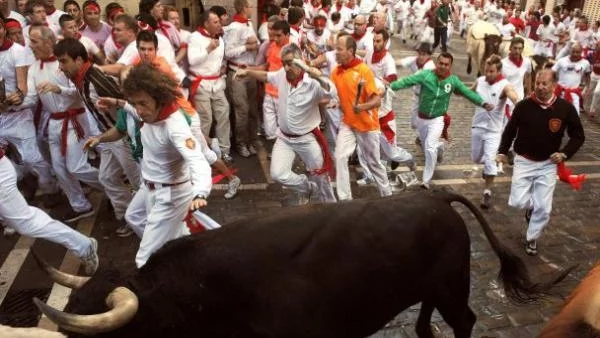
[
  {"xmin": 45, "ymin": 6, "xmax": 56, "ymax": 15},
  {"xmin": 322, "ymin": 6, "xmax": 330, "ymax": 14},
  {"xmin": 197, "ymin": 27, "xmax": 212, "ymax": 38},
  {"xmin": 580, "ymin": 24, "xmax": 588, "ymax": 31},
  {"xmin": 336, "ymin": 57, "xmax": 362, "ymax": 74},
  {"xmin": 419, "ymin": 0, "xmax": 424, "ymax": 4},
  {"xmin": 157, "ymin": 19, "xmax": 171, "ymax": 39},
  {"xmin": 232, "ymin": 14, "xmax": 249, "ymax": 24},
  {"xmin": 157, "ymin": 101, "xmax": 180, "ymax": 122},
  {"xmin": 0, "ymin": 38, "xmax": 14, "ymax": 52},
  {"xmin": 530, "ymin": 92, "xmax": 556, "ymax": 109},
  {"xmin": 39, "ymin": 55, "xmax": 57, "ymax": 69},
  {"xmin": 486, "ymin": 74, "xmax": 505, "ymax": 85},
  {"xmin": 111, "ymin": 29, "xmax": 122, "ymax": 49},
  {"xmin": 351, "ymin": 30, "xmax": 366, "ymax": 41},
  {"xmin": 346, "ymin": 4, "xmax": 355, "ymax": 9},
  {"xmin": 72, "ymin": 61, "xmax": 92, "ymax": 89},
  {"xmin": 570, "ymin": 55, "xmax": 582, "ymax": 62},
  {"xmin": 416, "ymin": 58, "xmax": 431, "ymax": 69},
  {"xmin": 291, "ymin": 24, "xmax": 301, "ymax": 34},
  {"xmin": 384, "ymin": 74, "xmax": 398, "ymax": 82},
  {"xmin": 509, "ymin": 55, "xmax": 523, "ymax": 67},
  {"xmin": 335, "ymin": 3, "xmax": 343, "ymax": 11},
  {"xmin": 288, "ymin": 72, "xmax": 304, "ymax": 88},
  {"xmin": 371, "ymin": 49, "xmax": 387, "ymax": 64},
  {"xmin": 435, "ymin": 69, "xmax": 451, "ymax": 80}
]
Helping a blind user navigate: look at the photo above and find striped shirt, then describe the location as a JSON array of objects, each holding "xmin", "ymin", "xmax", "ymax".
[{"xmin": 77, "ymin": 65, "xmax": 124, "ymax": 132}]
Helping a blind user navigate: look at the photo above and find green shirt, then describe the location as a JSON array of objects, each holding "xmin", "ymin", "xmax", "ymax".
[
  {"xmin": 115, "ymin": 109, "xmax": 143, "ymax": 162},
  {"xmin": 391, "ymin": 69, "xmax": 484, "ymax": 119},
  {"xmin": 436, "ymin": 4, "xmax": 450, "ymax": 26}
]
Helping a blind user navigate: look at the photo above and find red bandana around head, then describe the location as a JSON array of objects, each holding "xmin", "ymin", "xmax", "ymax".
[
  {"xmin": 83, "ymin": 2, "xmax": 101, "ymax": 14},
  {"xmin": 108, "ymin": 7, "xmax": 125, "ymax": 22}
]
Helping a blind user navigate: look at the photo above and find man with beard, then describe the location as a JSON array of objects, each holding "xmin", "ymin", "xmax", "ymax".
[{"xmin": 497, "ymin": 69, "xmax": 584, "ymax": 256}]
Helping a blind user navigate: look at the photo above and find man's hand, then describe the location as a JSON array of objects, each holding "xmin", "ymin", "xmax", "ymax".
[
  {"xmin": 5, "ymin": 92, "xmax": 23, "ymax": 106},
  {"xmin": 189, "ymin": 197, "xmax": 208, "ymax": 211},
  {"xmin": 83, "ymin": 136, "xmax": 101, "ymax": 151},
  {"xmin": 207, "ymin": 38, "xmax": 220, "ymax": 53},
  {"xmin": 496, "ymin": 153, "xmax": 508, "ymax": 163},
  {"xmin": 234, "ymin": 68, "xmax": 248, "ymax": 79},
  {"xmin": 353, "ymin": 104, "xmax": 365, "ymax": 114},
  {"xmin": 550, "ymin": 152, "xmax": 567, "ymax": 164},
  {"xmin": 97, "ymin": 97, "xmax": 120, "ymax": 113},
  {"xmin": 306, "ymin": 66, "xmax": 323, "ymax": 79},
  {"xmin": 37, "ymin": 82, "xmax": 61, "ymax": 94},
  {"xmin": 483, "ymin": 102, "xmax": 494, "ymax": 111}
]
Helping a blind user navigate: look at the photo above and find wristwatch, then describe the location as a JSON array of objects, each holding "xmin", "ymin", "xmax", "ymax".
[{"xmin": 194, "ymin": 194, "xmax": 207, "ymax": 200}]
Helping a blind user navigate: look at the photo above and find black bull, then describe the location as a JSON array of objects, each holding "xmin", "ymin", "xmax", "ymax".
[{"xmin": 34, "ymin": 191, "xmax": 571, "ymax": 338}]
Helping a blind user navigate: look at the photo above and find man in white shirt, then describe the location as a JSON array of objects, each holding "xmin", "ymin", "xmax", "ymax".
[
  {"xmin": 305, "ymin": 15, "xmax": 331, "ymax": 57},
  {"xmin": 23, "ymin": 0, "xmax": 60, "ymax": 43},
  {"xmin": 23, "ymin": 25, "xmax": 103, "ymax": 222},
  {"xmin": 100, "ymin": 15, "xmax": 139, "ymax": 77},
  {"xmin": 351, "ymin": 14, "xmax": 373, "ymax": 56},
  {"xmin": 121, "ymin": 64, "xmax": 212, "ymax": 268},
  {"xmin": 394, "ymin": 0, "xmax": 411, "ymax": 43},
  {"xmin": 59, "ymin": 14, "xmax": 105, "ymax": 64},
  {"xmin": 363, "ymin": 29, "xmax": 415, "ymax": 177},
  {"xmin": 552, "ymin": 43, "xmax": 591, "ymax": 115},
  {"xmin": 471, "ymin": 55, "xmax": 519, "ymax": 209},
  {"xmin": 396, "ymin": 42, "xmax": 436, "ymax": 144},
  {"xmin": 0, "ymin": 0, "xmax": 27, "ymax": 27},
  {"xmin": 225, "ymin": 0, "xmax": 260, "ymax": 158},
  {"xmin": 0, "ymin": 17, "xmax": 58, "ymax": 200},
  {"xmin": 534, "ymin": 15, "xmax": 557, "ymax": 58},
  {"xmin": 43, "ymin": 0, "xmax": 67, "ymax": 29},
  {"xmin": 236, "ymin": 44, "xmax": 336, "ymax": 204},
  {"xmin": 188, "ymin": 11, "xmax": 231, "ymax": 162},
  {"xmin": 498, "ymin": 15, "xmax": 516, "ymax": 40}
]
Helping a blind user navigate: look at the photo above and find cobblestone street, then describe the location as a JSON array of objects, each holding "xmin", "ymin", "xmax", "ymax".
[{"xmin": 2, "ymin": 32, "xmax": 600, "ymax": 337}]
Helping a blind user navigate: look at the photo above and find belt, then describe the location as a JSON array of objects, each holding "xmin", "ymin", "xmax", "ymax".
[
  {"xmin": 144, "ymin": 180, "xmax": 189, "ymax": 190},
  {"xmin": 228, "ymin": 61, "xmax": 247, "ymax": 72},
  {"xmin": 187, "ymin": 72, "xmax": 221, "ymax": 108},
  {"xmin": 418, "ymin": 112, "xmax": 435, "ymax": 120},
  {"xmin": 50, "ymin": 108, "xmax": 86, "ymax": 157},
  {"xmin": 519, "ymin": 153, "xmax": 546, "ymax": 162}
]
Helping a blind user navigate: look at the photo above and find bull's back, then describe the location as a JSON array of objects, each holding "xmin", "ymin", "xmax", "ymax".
[{"xmin": 162, "ymin": 192, "xmax": 473, "ymax": 337}]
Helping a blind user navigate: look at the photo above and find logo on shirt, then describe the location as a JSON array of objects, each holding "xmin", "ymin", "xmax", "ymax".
[
  {"xmin": 185, "ymin": 138, "xmax": 196, "ymax": 150},
  {"xmin": 444, "ymin": 83, "xmax": 452, "ymax": 93},
  {"xmin": 548, "ymin": 118, "xmax": 562, "ymax": 133}
]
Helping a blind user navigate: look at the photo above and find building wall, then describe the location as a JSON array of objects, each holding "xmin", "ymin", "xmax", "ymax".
[{"xmin": 524, "ymin": 0, "xmax": 597, "ymax": 21}]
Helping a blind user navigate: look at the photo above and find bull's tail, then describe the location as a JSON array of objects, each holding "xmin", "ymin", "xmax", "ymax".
[{"xmin": 437, "ymin": 191, "xmax": 575, "ymax": 303}]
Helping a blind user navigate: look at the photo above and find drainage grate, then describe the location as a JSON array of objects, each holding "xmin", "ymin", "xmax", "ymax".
[{"xmin": 0, "ymin": 288, "xmax": 50, "ymax": 327}]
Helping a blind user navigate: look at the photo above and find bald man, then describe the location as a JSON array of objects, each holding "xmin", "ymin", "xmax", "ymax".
[{"xmin": 552, "ymin": 43, "xmax": 591, "ymax": 115}]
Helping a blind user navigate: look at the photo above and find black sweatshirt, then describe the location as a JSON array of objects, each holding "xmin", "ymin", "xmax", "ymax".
[{"xmin": 498, "ymin": 97, "xmax": 585, "ymax": 161}]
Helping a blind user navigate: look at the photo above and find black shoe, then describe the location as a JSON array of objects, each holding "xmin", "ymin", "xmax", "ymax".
[
  {"xmin": 480, "ymin": 192, "xmax": 492, "ymax": 209},
  {"xmin": 403, "ymin": 39, "xmax": 406, "ymax": 44},
  {"xmin": 390, "ymin": 161, "xmax": 400, "ymax": 170},
  {"xmin": 41, "ymin": 192, "xmax": 63, "ymax": 208},
  {"xmin": 525, "ymin": 240, "xmax": 538, "ymax": 256},
  {"xmin": 525, "ymin": 209, "xmax": 533, "ymax": 224},
  {"xmin": 62, "ymin": 208, "xmax": 94, "ymax": 223}
]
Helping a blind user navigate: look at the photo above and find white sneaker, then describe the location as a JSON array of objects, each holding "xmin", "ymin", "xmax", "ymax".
[
  {"xmin": 224, "ymin": 176, "xmax": 241, "ymax": 200},
  {"xmin": 3, "ymin": 226, "xmax": 16, "ymax": 237},
  {"xmin": 356, "ymin": 176, "xmax": 375, "ymax": 186},
  {"xmin": 497, "ymin": 162, "xmax": 504, "ymax": 175},
  {"xmin": 81, "ymin": 238, "xmax": 99, "ymax": 275}
]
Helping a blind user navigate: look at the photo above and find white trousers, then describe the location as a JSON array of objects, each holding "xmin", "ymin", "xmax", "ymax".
[
  {"xmin": 508, "ymin": 155, "xmax": 557, "ymax": 241},
  {"xmin": 410, "ymin": 95, "xmax": 419, "ymax": 131},
  {"xmin": 0, "ymin": 110, "xmax": 57, "ymax": 194},
  {"xmin": 589, "ymin": 73, "xmax": 600, "ymax": 113},
  {"xmin": 135, "ymin": 181, "xmax": 192, "ymax": 268},
  {"xmin": 125, "ymin": 183, "xmax": 147, "ymax": 238},
  {"xmin": 558, "ymin": 91, "xmax": 582, "ymax": 115},
  {"xmin": 270, "ymin": 133, "xmax": 336, "ymax": 203},
  {"xmin": 533, "ymin": 41, "xmax": 554, "ymax": 58},
  {"xmin": 48, "ymin": 118, "xmax": 102, "ymax": 212},
  {"xmin": 0, "ymin": 156, "xmax": 92, "ymax": 258},
  {"xmin": 335, "ymin": 122, "xmax": 391, "ymax": 200},
  {"xmin": 262, "ymin": 93, "xmax": 279, "ymax": 141},
  {"xmin": 417, "ymin": 115, "xmax": 444, "ymax": 185},
  {"xmin": 471, "ymin": 128, "xmax": 501, "ymax": 176},
  {"xmin": 396, "ymin": 19, "xmax": 407, "ymax": 39},
  {"xmin": 99, "ymin": 141, "xmax": 140, "ymax": 220}
]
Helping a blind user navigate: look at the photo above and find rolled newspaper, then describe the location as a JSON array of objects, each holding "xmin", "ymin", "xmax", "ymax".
[
  {"xmin": 0, "ymin": 77, "xmax": 5, "ymax": 103},
  {"xmin": 354, "ymin": 79, "xmax": 365, "ymax": 109},
  {"xmin": 291, "ymin": 59, "xmax": 330, "ymax": 88}
]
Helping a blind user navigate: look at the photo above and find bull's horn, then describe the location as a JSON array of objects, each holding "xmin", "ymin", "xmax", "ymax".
[
  {"xmin": 34, "ymin": 287, "xmax": 139, "ymax": 335},
  {"xmin": 32, "ymin": 251, "xmax": 90, "ymax": 289}
]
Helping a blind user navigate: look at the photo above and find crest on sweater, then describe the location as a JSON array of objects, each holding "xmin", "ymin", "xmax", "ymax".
[
  {"xmin": 549, "ymin": 118, "xmax": 562, "ymax": 133},
  {"xmin": 185, "ymin": 138, "xmax": 196, "ymax": 149}
]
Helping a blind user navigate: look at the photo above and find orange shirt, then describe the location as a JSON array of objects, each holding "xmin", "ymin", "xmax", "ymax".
[
  {"xmin": 134, "ymin": 56, "xmax": 196, "ymax": 117},
  {"xmin": 265, "ymin": 41, "xmax": 283, "ymax": 97},
  {"xmin": 330, "ymin": 61, "xmax": 379, "ymax": 132}
]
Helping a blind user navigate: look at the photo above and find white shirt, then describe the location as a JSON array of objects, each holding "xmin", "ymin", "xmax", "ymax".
[
  {"xmin": 267, "ymin": 69, "xmax": 333, "ymax": 136},
  {"xmin": 306, "ymin": 29, "xmax": 331, "ymax": 54},
  {"xmin": 224, "ymin": 20, "xmax": 257, "ymax": 66},
  {"xmin": 375, "ymin": 78, "xmax": 393, "ymax": 117},
  {"xmin": 140, "ymin": 110, "xmax": 212, "ymax": 197},
  {"xmin": 187, "ymin": 32, "xmax": 226, "ymax": 92},
  {"xmin": 46, "ymin": 8, "xmax": 67, "ymax": 30},
  {"xmin": 411, "ymin": 0, "xmax": 430, "ymax": 19},
  {"xmin": 359, "ymin": 0, "xmax": 378, "ymax": 14},
  {"xmin": 103, "ymin": 34, "xmax": 123, "ymax": 61},
  {"xmin": 472, "ymin": 76, "xmax": 509, "ymax": 132},
  {"xmin": 327, "ymin": 19, "xmax": 345, "ymax": 34},
  {"xmin": 501, "ymin": 56, "xmax": 532, "ymax": 99},
  {"xmin": 117, "ymin": 41, "xmax": 138, "ymax": 66},
  {"xmin": 258, "ymin": 22, "xmax": 269, "ymax": 42},
  {"xmin": 79, "ymin": 35, "xmax": 100, "ymax": 57},
  {"xmin": 355, "ymin": 31, "xmax": 374, "ymax": 52},
  {"xmin": 323, "ymin": 50, "xmax": 338, "ymax": 77},
  {"xmin": 394, "ymin": 0, "xmax": 411, "ymax": 20},
  {"xmin": 116, "ymin": 36, "xmax": 184, "ymax": 83},
  {"xmin": 498, "ymin": 23, "xmax": 516, "ymax": 39},
  {"xmin": 573, "ymin": 29, "xmax": 594, "ymax": 49},
  {"xmin": 365, "ymin": 50, "xmax": 396, "ymax": 80},
  {"xmin": 23, "ymin": 24, "xmax": 61, "ymax": 45},
  {"xmin": 537, "ymin": 24, "xmax": 557, "ymax": 43},
  {"xmin": 0, "ymin": 43, "xmax": 29, "ymax": 114},
  {"xmin": 552, "ymin": 56, "xmax": 591, "ymax": 88},
  {"xmin": 179, "ymin": 29, "xmax": 191, "ymax": 44}
]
